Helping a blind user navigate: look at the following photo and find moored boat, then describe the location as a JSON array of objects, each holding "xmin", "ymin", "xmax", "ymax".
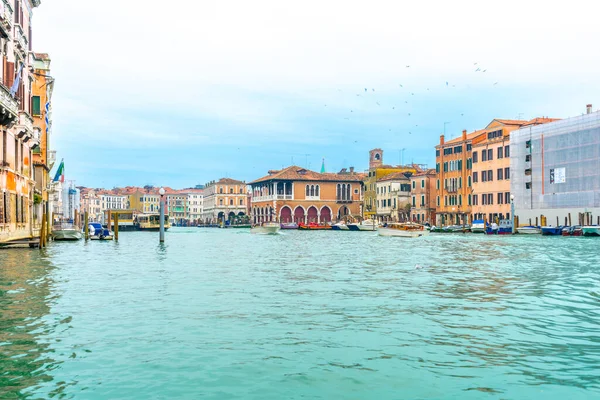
[
  {"xmin": 378, "ymin": 222, "xmax": 429, "ymax": 238},
  {"xmin": 251, "ymin": 222, "xmax": 281, "ymax": 235},
  {"xmin": 135, "ymin": 214, "xmax": 171, "ymax": 231},
  {"xmin": 87, "ymin": 222, "xmax": 114, "ymax": 240},
  {"xmin": 582, "ymin": 226, "xmax": 600, "ymax": 237},
  {"xmin": 298, "ymin": 222, "xmax": 332, "ymax": 230},
  {"xmin": 471, "ymin": 220, "xmax": 487, "ymax": 234},
  {"xmin": 348, "ymin": 219, "xmax": 378, "ymax": 231},
  {"xmin": 53, "ymin": 223, "xmax": 83, "ymax": 241},
  {"xmin": 331, "ymin": 222, "xmax": 349, "ymax": 231},
  {"xmin": 541, "ymin": 226, "xmax": 564, "ymax": 236},
  {"xmin": 280, "ymin": 222, "xmax": 299, "ymax": 230},
  {"xmin": 516, "ymin": 226, "xmax": 541, "ymax": 234}
]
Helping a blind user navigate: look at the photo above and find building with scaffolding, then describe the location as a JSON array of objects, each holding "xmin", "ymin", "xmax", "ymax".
[{"xmin": 511, "ymin": 106, "xmax": 600, "ymax": 227}]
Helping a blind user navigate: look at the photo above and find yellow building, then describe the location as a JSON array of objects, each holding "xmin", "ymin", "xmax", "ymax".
[{"xmin": 363, "ymin": 149, "xmax": 422, "ymax": 220}]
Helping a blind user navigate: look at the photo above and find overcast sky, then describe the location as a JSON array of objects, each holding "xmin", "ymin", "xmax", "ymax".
[{"xmin": 34, "ymin": 0, "xmax": 600, "ymax": 188}]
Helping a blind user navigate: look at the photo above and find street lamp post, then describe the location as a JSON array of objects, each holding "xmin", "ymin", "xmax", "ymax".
[
  {"xmin": 510, "ymin": 194, "xmax": 515, "ymax": 234},
  {"xmin": 159, "ymin": 187, "xmax": 165, "ymax": 243}
]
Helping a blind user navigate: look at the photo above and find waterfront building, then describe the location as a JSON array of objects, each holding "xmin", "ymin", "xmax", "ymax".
[
  {"xmin": 410, "ymin": 169, "xmax": 436, "ymax": 224},
  {"xmin": 80, "ymin": 188, "xmax": 102, "ymax": 221},
  {"xmin": 127, "ymin": 187, "xmax": 162, "ymax": 214},
  {"xmin": 511, "ymin": 106, "xmax": 600, "ymax": 226},
  {"xmin": 250, "ymin": 166, "xmax": 364, "ymax": 224},
  {"xmin": 100, "ymin": 193, "xmax": 128, "ymax": 212},
  {"xmin": 375, "ymin": 172, "xmax": 411, "ymax": 222},
  {"xmin": 363, "ymin": 149, "xmax": 423, "ymax": 220},
  {"xmin": 31, "ymin": 52, "xmax": 55, "ymax": 232},
  {"xmin": 471, "ymin": 118, "xmax": 557, "ymax": 223},
  {"xmin": 0, "ymin": 0, "xmax": 42, "ymax": 245},
  {"xmin": 201, "ymin": 178, "xmax": 247, "ymax": 224},
  {"xmin": 185, "ymin": 189, "xmax": 204, "ymax": 224},
  {"xmin": 166, "ymin": 191, "xmax": 187, "ymax": 226}
]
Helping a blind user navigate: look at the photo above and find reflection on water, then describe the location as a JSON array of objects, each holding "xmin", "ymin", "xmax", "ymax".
[
  {"xmin": 1, "ymin": 230, "xmax": 600, "ymax": 399},
  {"xmin": 0, "ymin": 250, "xmax": 58, "ymax": 398}
]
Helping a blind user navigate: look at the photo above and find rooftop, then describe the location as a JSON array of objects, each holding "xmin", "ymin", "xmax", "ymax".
[{"xmin": 252, "ymin": 165, "xmax": 365, "ymax": 184}]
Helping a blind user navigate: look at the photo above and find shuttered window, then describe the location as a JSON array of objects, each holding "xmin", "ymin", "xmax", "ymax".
[{"xmin": 32, "ymin": 96, "xmax": 41, "ymax": 116}]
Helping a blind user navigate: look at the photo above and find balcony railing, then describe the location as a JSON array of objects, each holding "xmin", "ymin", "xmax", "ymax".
[
  {"xmin": 13, "ymin": 24, "xmax": 26, "ymax": 52},
  {"xmin": 252, "ymin": 194, "xmax": 293, "ymax": 202},
  {"xmin": 0, "ymin": 83, "xmax": 18, "ymax": 125},
  {"xmin": 0, "ymin": 0, "xmax": 13, "ymax": 38},
  {"xmin": 444, "ymin": 186, "xmax": 458, "ymax": 193},
  {"xmin": 336, "ymin": 199, "xmax": 353, "ymax": 204}
]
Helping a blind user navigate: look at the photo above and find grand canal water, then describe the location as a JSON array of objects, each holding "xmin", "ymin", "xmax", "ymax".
[{"xmin": 1, "ymin": 228, "xmax": 599, "ymax": 399}]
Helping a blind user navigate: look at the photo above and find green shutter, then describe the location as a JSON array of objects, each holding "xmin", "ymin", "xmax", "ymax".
[{"xmin": 32, "ymin": 96, "xmax": 41, "ymax": 116}]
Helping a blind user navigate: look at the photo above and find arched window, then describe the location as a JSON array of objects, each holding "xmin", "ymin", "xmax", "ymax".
[
  {"xmin": 230, "ymin": 188, "xmax": 233, "ymax": 194},
  {"xmin": 346, "ymin": 184, "xmax": 351, "ymax": 200},
  {"xmin": 240, "ymin": 188, "xmax": 244, "ymax": 194},
  {"xmin": 219, "ymin": 187, "xmax": 223, "ymax": 194},
  {"xmin": 337, "ymin": 184, "xmax": 341, "ymax": 200},
  {"xmin": 219, "ymin": 199, "xmax": 223, "ymax": 205},
  {"xmin": 315, "ymin": 185, "xmax": 319, "ymax": 197},
  {"xmin": 310, "ymin": 185, "xmax": 315, "ymax": 197},
  {"xmin": 229, "ymin": 199, "xmax": 233, "ymax": 205},
  {"xmin": 306, "ymin": 185, "xmax": 310, "ymax": 196}
]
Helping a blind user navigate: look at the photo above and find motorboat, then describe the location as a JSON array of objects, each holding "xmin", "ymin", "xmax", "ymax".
[
  {"xmin": 331, "ymin": 221, "xmax": 349, "ymax": 231},
  {"xmin": 280, "ymin": 222, "xmax": 299, "ymax": 230},
  {"xmin": 471, "ymin": 219, "xmax": 487, "ymax": 233},
  {"xmin": 485, "ymin": 222, "xmax": 499, "ymax": 235},
  {"xmin": 52, "ymin": 223, "xmax": 83, "ymax": 241},
  {"xmin": 348, "ymin": 219, "xmax": 378, "ymax": 231},
  {"xmin": 298, "ymin": 222, "xmax": 332, "ymax": 230},
  {"xmin": 447, "ymin": 225, "xmax": 470, "ymax": 233},
  {"xmin": 251, "ymin": 222, "xmax": 281, "ymax": 235},
  {"xmin": 541, "ymin": 226, "xmax": 564, "ymax": 236},
  {"xmin": 378, "ymin": 222, "xmax": 429, "ymax": 238},
  {"xmin": 87, "ymin": 222, "xmax": 114, "ymax": 240},
  {"xmin": 582, "ymin": 226, "xmax": 600, "ymax": 237},
  {"xmin": 516, "ymin": 226, "xmax": 542, "ymax": 234},
  {"xmin": 497, "ymin": 219, "xmax": 513, "ymax": 235}
]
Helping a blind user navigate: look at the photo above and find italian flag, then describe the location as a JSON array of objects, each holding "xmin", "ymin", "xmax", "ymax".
[{"xmin": 53, "ymin": 159, "xmax": 65, "ymax": 183}]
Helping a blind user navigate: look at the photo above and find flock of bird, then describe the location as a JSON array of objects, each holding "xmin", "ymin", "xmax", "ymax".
[{"xmin": 323, "ymin": 62, "xmax": 501, "ymax": 138}]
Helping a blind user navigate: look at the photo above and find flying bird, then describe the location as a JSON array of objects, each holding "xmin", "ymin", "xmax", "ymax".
[
  {"xmin": 372, "ymin": 88, "xmax": 375, "ymax": 92},
  {"xmin": 446, "ymin": 82, "xmax": 448, "ymax": 86},
  {"xmin": 364, "ymin": 88, "xmax": 367, "ymax": 92},
  {"xmin": 408, "ymin": 113, "xmax": 411, "ymax": 116},
  {"xmin": 376, "ymin": 102, "xmax": 380, "ymax": 106},
  {"xmin": 406, "ymin": 65, "xmax": 410, "ymax": 68},
  {"xmin": 475, "ymin": 68, "xmax": 481, "ymax": 72},
  {"xmin": 493, "ymin": 82, "xmax": 498, "ymax": 85},
  {"xmin": 482, "ymin": 69, "xmax": 487, "ymax": 72},
  {"xmin": 392, "ymin": 107, "xmax": 395, "ymax": 110},
  {"xmin": 474, "ymin": 62, "xmax": 478, "ymax": 65},
  {"xmin": 399, "ymin": 84, "xmax": 403, "ymax": 88}
]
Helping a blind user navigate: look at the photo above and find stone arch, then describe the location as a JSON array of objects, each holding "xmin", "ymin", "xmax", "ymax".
[
  {"xmin": 307, "ymin": 206, "xmax": 318, "ymax": 223},
  {"xmin": 320, "ymin": 206, "xmax": 332, "ymax": 223},
  {"xmin": 280, "ymin": 206, "xmax": 292, "ymax": 223},
  {"xmin": 294, "ymin": 206, "xmax": 305, "ymax": 224}
]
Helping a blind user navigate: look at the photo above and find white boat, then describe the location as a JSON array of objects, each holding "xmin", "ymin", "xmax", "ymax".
[
  {"xmin": 52, "ymin": 223, "xmax": 83, "ymax": 241},
  {"xmin": 516, "ymin": 226, "xmax": 542, "ymax": 234},
  {"xmin": 251, "ymin": 222, "xmax": 281, "ymax": 235},
  {"xmin": 348, "ymin": 219, "xmax": 378, "ymax": 231},
  {"xmin": 378, "ymin": 222, "xmax": 430, "ymax": 238},
  {"xmin": 582, "ymin": 226, "xmax": 600, "ymax": 237},
  {"xmin": 331, "ymin": 222, "xmax": 350, "ymax": 231},
  {"xmin": 471, "ymin": 219, "xmax": 486, "ymax": 233}
]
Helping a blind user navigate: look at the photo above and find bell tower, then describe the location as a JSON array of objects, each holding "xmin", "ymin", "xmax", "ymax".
[{"xmin": 369, "ymin": 148, "xmax": 383, "ymax": 169}]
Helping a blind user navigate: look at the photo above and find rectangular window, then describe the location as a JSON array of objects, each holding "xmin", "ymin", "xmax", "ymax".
[
  {"xmin": 473, "ymin": 194, "xmax": 478, "ymax": 205},
  {"xmin": 466, "ymin": 144, "xmax": 472, "ymax": 151},
  {"xmin": 497, "ymin": 146, "xmax": 503, "ymax": 159},
  {"xmin": 454, "ymin": 146, "xmax": 462, "ymax": 154},
  {"xmin": 482, "ymin": 194, "xmax": 487, "ymax": 205},
  {"xmin": 505, "ymin": 192, "xmax": 510, "ymax": 204},
  {"xmin": 412, "ymin": 181, "xmax": 415, "ymax": 189},
  {"xmin": 421, "ymin": 179, "xmax": 425, "ymax": 188},
  {"xmin": 526, "ymin": 182, "xmax": 532, "ymax": 189},
  {"xmin": 488, "ymin": 194, "xmax": 493, "ymax": 205},
  {"xmin": 436, "ymin": 149, "xmax": 440, "ymax": 157},
  {"xmin": 436, "ymin": 180, "xmax": 440, "ymax": 190},
  {"xmin": 526, "ymin": 140, "xmax": 531, "ymax": 149},
  {"xmin": 482, "ymin": 150, "xmax": 487, "ymax": 162},
  {"xmin": 505, "ymin": 145, "xmax": 510, "ymax": 157},
  {"xmin": 497, "ymin": 168, "xmax": 503, "ymax": 180},
  {"xmin": 525, "ymin": 154, "xmax": 531, "ymax": 162},
  {"xmin": 443, "ymin": 162, "xmax": 448, "ymax": 172},
  {"xmin": 498, "ymin": 193, "xmax": 503, "ymax": 204},
  {"xmin": 421, "ymin": 195, "xmax": 425, "ymax": 206},
  {"xmin": 32, "ymin": 96, "xmax": 41, "ymax": 116},
  {"xmin": 436, "ymin": 163, "xmax": 440, "ymax": 173},
  {"xmin": 487, "ymin": 149, "xmax": 493, "ymax": 161},
  {"xmin": 473, "ymin": 172, "xmax": 478, "ymax": 183},
  {"xmin": 458, "ymin": 160, "xmax": 462, "ymax": 171},
  {"xmin": 488, "ymin": 170, "xmax": 493, "ymax": 181},
  {"xmin": 473, "ymin": 152, "xmax": 478, "ymax": 163},
  {"xmin": 505, "ymin": 167, "xmax": 510, "ymax": 180},
  {"xmin": 437, "ymin": 196, "xmax": 440, "ymax": 206},
  {"xmin": 412, "ymin": 196, "xmax": 416, "ymax": 207}
]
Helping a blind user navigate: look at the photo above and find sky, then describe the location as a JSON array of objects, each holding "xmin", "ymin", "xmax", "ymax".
[{"xmin": 34, "ymin": 0, "xmax": 600, "ymax": 188}]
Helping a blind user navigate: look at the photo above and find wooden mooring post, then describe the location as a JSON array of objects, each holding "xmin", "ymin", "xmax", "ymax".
[
  {"xmin": 40, "ymin": 212, "xmax": 46, "ymax": 248},
  {"xmin": 84, "ymin": 212, "xmax": 89, "ymax": 240},
  {"xmin": 114, "ymin": 214, "xmax": 119, "ymax": 241}
]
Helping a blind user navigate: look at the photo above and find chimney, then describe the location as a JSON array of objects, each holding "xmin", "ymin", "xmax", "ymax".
[
  {"xmin": 462, "ymin": 129, "xmax": 467, "ymax": 141},
  {"xmin": 349, "ymin": 167, "xmax": 354, "ymax": 173},
  {"xmin": 440, "ymin": 135, "xmax": 445, "ymax": 145},
  {"xmin": 587, "ymin": 104, "xmax": 592, "ymax": 114}
]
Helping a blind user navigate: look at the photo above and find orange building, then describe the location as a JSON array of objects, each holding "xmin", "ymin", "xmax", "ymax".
[
  {"xmin": 250, "ymin": 166, "xmax": 364, "ymax": 224},
  {"xmin": 31, "ymin": 52, "xmax": 54, "ymax": 230},
  {"xmin": 435, "ymin": 129, "xmax": 478, "ymax": 226}
]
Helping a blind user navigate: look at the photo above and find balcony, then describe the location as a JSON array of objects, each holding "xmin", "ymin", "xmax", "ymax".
[
  {"xmin": 13, "ymin": 24, "xmax": 27, "ymax": 53},
  {"xmin": 0, "ymin": 0, "xmax": 13, "ymax": 39},
  {"xmin": 0, "ymin": 83, "xmax": 18, "ymax": 126},
  {"xmin": 15, "ymin": 111, "xmax": 37, "ymax": 145},
  {"xmin": 445, "ymin": 186, "xmax": 458, "ymax": 193},
  {"xmin": 336, "ymin": 199, "xmax": 353, "ymax": 204}
]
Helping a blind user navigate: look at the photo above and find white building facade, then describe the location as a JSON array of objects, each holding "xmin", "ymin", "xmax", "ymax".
[{"xmin": 511, "ymin": 107, "xmax": 600, "ymax": 226}]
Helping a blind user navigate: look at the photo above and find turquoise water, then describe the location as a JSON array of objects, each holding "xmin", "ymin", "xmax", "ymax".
[{"xmin": 1, "ymin": 228, "xmax": 599, "ymax": 399}]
